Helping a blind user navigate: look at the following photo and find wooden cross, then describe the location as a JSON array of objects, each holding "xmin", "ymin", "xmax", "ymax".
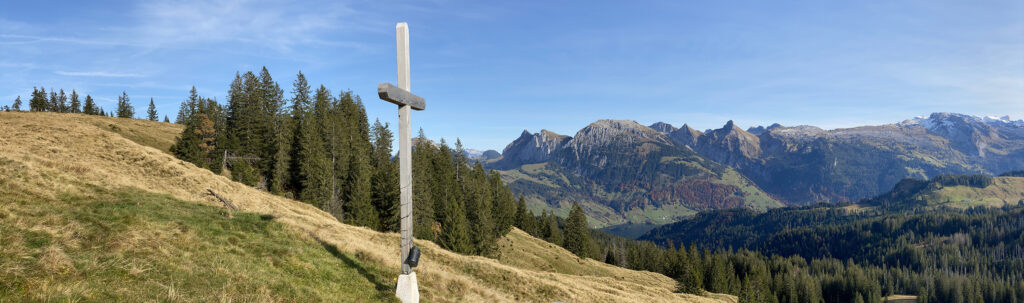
[{"xmin": 378, "ymin": 22, "xmax": 424, "ymax": 282}]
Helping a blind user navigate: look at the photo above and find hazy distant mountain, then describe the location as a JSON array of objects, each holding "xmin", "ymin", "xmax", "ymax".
[
  {"xmin": 486, "ymin": 113, "xmax": 1024, "ymax": 225},
  {"xmin": 487, "ymin": 120, "xmax": 782, "ymax": 227},
  {"xmin": 696, "ymin": 112, "xmax": 1024, "ymax": 203}
]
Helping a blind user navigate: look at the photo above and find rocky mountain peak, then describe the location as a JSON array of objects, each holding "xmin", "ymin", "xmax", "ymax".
[
  {"xmin": 649, "ymin": 122, "xmax": 678, "ymax": 134},
  {"xmin": 695, "ymin": 120, "xmax": 762, "ymax": 166},
  {"xmin": 669, "ymin": 123, "xmax": 704, "ymax": 147},
  {"xmin": 492, "ymin": 129, "xmax": 570, "ymax": 169}
]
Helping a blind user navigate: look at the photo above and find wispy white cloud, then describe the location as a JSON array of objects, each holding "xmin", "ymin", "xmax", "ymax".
[
  {"xmin": 131, "ymin": 0, "xmax": 374, "ymax": 52},
  {"xmin": 55, "ymin": 71, "xmax": 144, "ymax": 78}
]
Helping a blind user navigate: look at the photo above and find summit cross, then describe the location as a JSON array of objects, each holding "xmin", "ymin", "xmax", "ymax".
[{"xmin": 377, "ymin": 22, "xmax": 424, "ymax": 303}]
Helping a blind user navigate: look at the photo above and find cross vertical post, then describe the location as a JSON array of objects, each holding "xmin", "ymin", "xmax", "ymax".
[
  {"xmin": 378, "ymin": 21, "xmax": 425, "ymax": 303},
  {"xmin": 396, "ymin": 21, "xmax": 413, "ymax": 276}
]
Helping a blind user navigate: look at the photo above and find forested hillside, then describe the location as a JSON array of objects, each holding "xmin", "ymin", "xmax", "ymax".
[
  {"xmin": 638, "ymin": 174, "xmax": 1024, "ymax": 302},
  {"xmin": 168, "ymin": 68, "xmax": 519, "ymax": 257}
]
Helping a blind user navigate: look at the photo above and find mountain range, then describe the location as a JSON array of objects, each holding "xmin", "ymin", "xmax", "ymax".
[{"xmin": 477, "ymin": 112, "xmax": 1024, "ymax": 229}]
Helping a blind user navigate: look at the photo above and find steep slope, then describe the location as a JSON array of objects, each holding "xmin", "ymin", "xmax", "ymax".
[
  {"xmin": 0, "ymin": 112, "xmax": 730, "ymax": 303},
  {"xmin": 668, "ymin": 124, "xmax": 703, "ymax": 148},
  {"xmin": 490, "ymin": 129, "xmax": 570, "ymax": 169},
  {"xmin": 493, "ymin": 120, "xmax": 781, "ymax": 227},
  {"xmin": 694, "ymin": 120, "xmax": 761, "ymax": 167}
]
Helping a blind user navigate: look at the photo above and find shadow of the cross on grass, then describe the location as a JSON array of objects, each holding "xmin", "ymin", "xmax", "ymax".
[{"xmin": 315, "ymin": 237, "xmax": 396, "ymax": 295}]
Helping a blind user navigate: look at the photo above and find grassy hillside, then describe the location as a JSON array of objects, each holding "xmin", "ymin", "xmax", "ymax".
[
  {"xmin": 0, "ymin": 111, "xmax": 732, "ymax": 302},
  {"xmin": 920, "ymin": 177, "xmax": 1024, "ymax": 207}
]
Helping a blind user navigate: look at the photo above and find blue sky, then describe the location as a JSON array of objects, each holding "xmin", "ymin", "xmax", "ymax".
[{"xmin": 1, "ymin": 0, "xmax": 1022, "ymax": 151}]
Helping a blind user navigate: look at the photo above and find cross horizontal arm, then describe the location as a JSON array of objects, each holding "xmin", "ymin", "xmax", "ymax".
[{"xmin": 378, "ymin": 83, "xmax": 426, "ymax": 110}]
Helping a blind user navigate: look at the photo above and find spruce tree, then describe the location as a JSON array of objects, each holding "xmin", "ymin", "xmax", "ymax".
[
  {"xmin": 69, "ymin": 90, "xmax": 80, "ymax": 113},
  {"xmin": 515, "ymin": 196, "xmax": 537, "ymax": 235},
  {"xmin": 545, "ymin": 211, "xmax": 563, "ymax": 245},
  {"xmin": 489, "ymin": 170, "xmax": 516, "ymax": 236},
  {"xmin": 467, "ymin": 162, "xmax": 495, "ymax": 255},
  {"xmin": 288, "ymin": 72, "xmax": 312, "ymax": 196},
  {"xmin": 254, "ymin": 67, "xmax": 290, "ymax": 194},
  {"xmin": 48, "ymin": 90, "xmax": 58, "ymax": 112},
  {"xmin": 116, "ymin": 91, "xmax": 134, "ymax": 118},
  {"xmin": 298, "ymin": 86, "xmax": 334, "ymax": 215},
  {"xmin": 340, "ymin": 91, "xmax": 375, "ymax": 228},
  {"xmin": 440, "ymin": 195, "xmax": 472, "ymax": 254},
  {"xmin": 370, "ymin": 120, "xmax": 399, "ymax": 232},
  {"xmin": 147, "ymin": 98, "xmax": 158, "ymax": 121},
  {"xmin": 164, "ymin": 115, "xmax": 170, "ymax": 123},
  {"xmin": 56, "ymin": 89, "xmax": 68, "ymax": 112},
  {"xmin": 411, "ymin": 129, "xmax": 437, "ymax": 241},
  {"xmin": 30, "ymin": 87, "xmax": 46, "ymax": 111},
  {"xmin": 563, "ymin": 202, "xmax": 593, "ymax": 258},
  {"xmin": 12, "ymin": 96, "xmax": 21, "ymax": 111},
  {"xmin": 83, "ymin": 95, "xmax": 97, "ymax": 115}
]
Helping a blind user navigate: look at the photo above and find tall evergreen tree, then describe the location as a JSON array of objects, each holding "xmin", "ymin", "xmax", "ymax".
[
  {"xmin": 83, "ymin": 95, "xmax": 97, "ymax": 115},
  {"xmin": 563, "ymin": 202, "xmax": 593, "ymax": 258},
  {"xmin": 370, "ymin": 120, "xmax": 399, "ymax": 232},
  {"xmin": 54, "ymin": 89, "xmax": 68, "ymax": 112},
  {"xmin": 147, "ymin": 98, "xmax": 158, "ymax": 121},
  {"xmin": 544, "ymin": 210, "xmax": 563, "ymax": 245},
  {"xmin": 116, "ymin": 91, "xmax": 134, "ymax": 118},
  {"xmin": 11, "ymin": 96, "xmax": 21, "ymax": 111},
  {"xmin": 288, "ymin": 72, "xmax": 312, "ymax": 195},
  {"xmin": 30, "ymin": 87, "xmax": 46, "ymax": 111},
  {"xmin": 440, "ymin": 194, "xmax": 472, "ymax": 254},
  {"xmin": 466, "ymin": 162, "xmax": 495, "ymax": 255},
  {"xmin": 490, "ymin": 169, "xmax": 516, "ymax": 237},
  {"xmin": 48, "ymin": 90, "xmax": 58, "ymax": 112},
  {"xmin": 340, "ymin": 91, "xmax": 375, "ymax": 228},
  {"xmin": 69, "ymin": 90, "xmax": 80, "ymax": 113},
  {"xmin": 514, "ymin": 196, "xmax": 537, "ymax": 235},
  {"xmin": 412, "ymin": 129, "xmax": 437, "ymax": 241},
  {"xmin": 298, "ymin": 86, "xmax": 334, "ymax": 215}
]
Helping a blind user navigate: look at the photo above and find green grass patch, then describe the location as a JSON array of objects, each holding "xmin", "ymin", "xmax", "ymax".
[{"xmin": 0, "ymin": 187, "xmax": 398, "ymax": 302}]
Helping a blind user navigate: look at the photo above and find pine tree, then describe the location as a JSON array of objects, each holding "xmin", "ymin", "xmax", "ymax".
[
  {"xmin": 116, "ymin": 91, "xmax": 134, "ymax": 118},
  {"xmin": 99, "ymin": 107, "xmax": 105, "ymax": 116},
  {"xmin": 298, "ymin": 86, "xmax": 334, "ymax": 214},
  {"xmin": 440, "ymin": 194, "xmax": 472, "ymax": 254},
  {"xmin": 48, "ymin": 90, "xmax": 58, "ymax": 112},
  {"xmin": 56, "ymin": 89, "xmax": 68, "ymax": 112},
  {"xmin": 11, "ymin": 96, "xmax": 21, "ymax": 111},
  {"xmin": 288, "ymin": 72, "xmax": 312, "ymax": 196},
  {"xmin": 412, "ymin": 129, "xmax": 437, "ymax": 241},
  {"xmin": 515, "ymin": 196, "xmax": 537, "ymax": 235},
  {"xmin": 69, "ymin": 90, "xmax": 81, "ymax": 113},
  {"xmin": 340, "ymin": 91, "xmax": 375, "ymax": 228},
  {"xmin": 489, "ymin": 169, "xmax": 517, "ymax": 237},
  {"xmin": 544, "ymin": 211, "xmax": 563, "ymax": 245},
  {"xmin": 563, "ymin": 202, "xmax": 593, "ymax": 258},
  {"xmin": 30, "ymin": 87, "xmax": 46, "ymax": 111},
  {"xmin": 83, "ymin": 95, "xmax": 97, "ymax": 115},
  {"xmin": 467, "ymin": 162, "xmax": 495, "ymax": 255},
  {"xmin": 164, "ymin": 115, "xmax": 170, "ymax": 123},
  {"xmin": 370, "ymin": 120, "xmax": 399, "ymax": 232},
  {"xmin": 147, "ymin": 98, "xmax": 158, "ymax": 121}
]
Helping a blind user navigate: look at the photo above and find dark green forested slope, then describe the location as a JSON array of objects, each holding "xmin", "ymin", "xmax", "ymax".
[{"xmin": 634, "ymin": 174, "xmax": 1024, "ymax": 302}]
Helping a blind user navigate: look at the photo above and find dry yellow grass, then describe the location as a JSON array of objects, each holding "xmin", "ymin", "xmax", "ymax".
[{"xmin": 0, "ymin": 111, "xmax": 734, "ymax": 302}]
